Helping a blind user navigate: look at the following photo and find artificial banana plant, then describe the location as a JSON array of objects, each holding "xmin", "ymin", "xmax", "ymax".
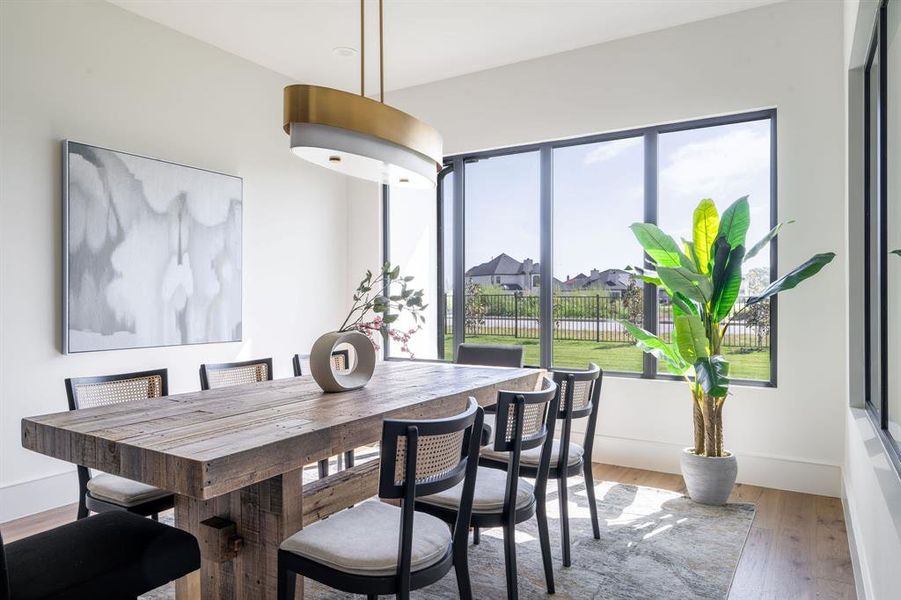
[{"xmin": 622, "ymin": 197, "xmax": 835, "ymax": 458}]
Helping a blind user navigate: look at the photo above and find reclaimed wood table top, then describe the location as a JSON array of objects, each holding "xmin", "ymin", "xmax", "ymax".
[{"xmin": 22, "ymin": 361, "xmax": 542, "ymax": 500}]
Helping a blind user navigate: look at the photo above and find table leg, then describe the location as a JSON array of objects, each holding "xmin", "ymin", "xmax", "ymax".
[{"xmin": 174, "ymin": 468, "xmax": 304, "ymax": 600}]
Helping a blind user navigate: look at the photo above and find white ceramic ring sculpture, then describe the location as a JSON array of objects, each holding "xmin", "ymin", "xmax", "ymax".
[{"xmin": 310, "ymin": 330, "xmax": 376, "ymax": 392}]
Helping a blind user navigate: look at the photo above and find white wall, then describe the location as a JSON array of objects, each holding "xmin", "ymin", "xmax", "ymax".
[
  {"xmin": 373, "ymin": 0, "xmax": 848, "ymax": 496},
  {"xmin": 0, "ymin": 0, "xmax": 353, "ymax": 521}
]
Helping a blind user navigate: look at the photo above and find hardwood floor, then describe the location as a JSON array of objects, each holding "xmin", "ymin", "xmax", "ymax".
[{"xmin": 0, "ymin": 463, "xmax": 856, "ymax": 599}]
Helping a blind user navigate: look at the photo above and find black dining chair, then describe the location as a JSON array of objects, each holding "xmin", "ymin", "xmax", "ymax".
[
  {"xmin": 482, "ymin": 363, "xmax": 603, "ymax": 567},
  {"xmin": 292, "ymin": 353, "xmax": 356, "ymax": 478},
  {"xmin": 277, "ymin": 398, "xmax": 484, "ymax": 600},
  {"xmin": 454, "ymin": 342, "xmax": 525, "ymax": 545},
  {"xmin": 65, "ymin": 369, "xmax": 175, "ymax": 521},
  {"xmin": 199, "ymin": 357, "xmax": 273, "ymax": 390},
  {"xmin": 455, "ymin": 343, "xmax": 524, "ymax": 368},
  {"xmin": 1, "ymin": 511, "xmax": 200, "ymax": 600},
  {"xmin": 417, "ymin": 377, "xmax": 559, "ymax": 599}
]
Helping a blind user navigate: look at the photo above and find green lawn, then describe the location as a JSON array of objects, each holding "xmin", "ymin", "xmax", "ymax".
[{"xmin": 444, "ymin": 335, "xmax": 770, "ymax": 382}]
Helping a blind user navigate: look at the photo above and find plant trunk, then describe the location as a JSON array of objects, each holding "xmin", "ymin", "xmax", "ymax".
[
  {"xmin": 702, "ymin": 395, "xmax": 718, "ymax": 457},
  {"xmin": 692, "ymin": 389, "xmax": 706, "ymax": 455},
  {"xmin": 713, "ymin": 398, "xmax": 724, "ymax": 457}
]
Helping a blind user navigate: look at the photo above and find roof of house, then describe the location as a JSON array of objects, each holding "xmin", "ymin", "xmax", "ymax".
[
  {"xmin": 465, "ymin": 253, "xmax": 539, "ymax": 276},
  {"xmin": 563, "ymin": 268, "xmax": 637, "ymax": 290}
]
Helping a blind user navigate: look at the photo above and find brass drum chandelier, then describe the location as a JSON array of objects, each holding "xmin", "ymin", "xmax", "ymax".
[{"xmin": 283, "ymin": 0, "xmax": 442, "ymax": 188}]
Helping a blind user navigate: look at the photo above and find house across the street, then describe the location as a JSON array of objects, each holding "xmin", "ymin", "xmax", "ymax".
[{"xmin": 465, "ymin": 253, "xmax": 544, "ymax": 291}]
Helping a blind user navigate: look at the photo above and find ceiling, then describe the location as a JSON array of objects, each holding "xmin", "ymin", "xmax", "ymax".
[{"xmin": 111, "ymin": 0, "xmax": 784, "ymax": 93}]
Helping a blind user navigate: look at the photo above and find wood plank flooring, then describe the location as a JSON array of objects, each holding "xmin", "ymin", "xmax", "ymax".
[{"xmin": 1, "ymin": 463, "xmax": 856, "ymax": 599}]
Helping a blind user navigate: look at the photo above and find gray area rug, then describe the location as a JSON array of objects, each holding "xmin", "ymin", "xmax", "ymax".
[{"xmin": 144, "ymin": 475, "xmax": 755, "ymax": 600}]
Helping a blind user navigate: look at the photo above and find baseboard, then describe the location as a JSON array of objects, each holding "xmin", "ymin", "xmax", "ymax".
[
  {"xmin": 0, "ymin": 470, "xmax": 78, "ymax": 523},
  {"xmin": 587, "ymin": 433, "xmax": 842, "ymax": 497},
  {"xmin": 841, "ymin": 476, "xmax": 870, "ymax": 600}
]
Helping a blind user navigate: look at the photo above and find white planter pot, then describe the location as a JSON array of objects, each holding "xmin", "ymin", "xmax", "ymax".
[
  {"xmin": 680, "ymin": 447, "xmax": 737, "ymax": 505},
  {"xmin": 310, "ymin": 330, "xmax": 376, "ymax": 393}
]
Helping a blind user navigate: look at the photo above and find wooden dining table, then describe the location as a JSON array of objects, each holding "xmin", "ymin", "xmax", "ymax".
[{"xmin": 21, "ymin": 361, "xmax": 543, "ymax": 600}]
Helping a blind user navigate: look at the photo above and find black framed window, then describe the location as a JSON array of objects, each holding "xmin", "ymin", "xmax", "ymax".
[
  {"xmin": 385, "ymin": 110, "xmax": 778, "ymax": 386},
  {"xmin": 864, "ymin": 0, "xmax": 900, "ymax": 460}
]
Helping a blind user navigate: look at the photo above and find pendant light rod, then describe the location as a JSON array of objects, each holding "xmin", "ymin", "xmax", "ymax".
[{"xmin": 379, "ymin": 0, "xmax": 384, "ymax": 103}]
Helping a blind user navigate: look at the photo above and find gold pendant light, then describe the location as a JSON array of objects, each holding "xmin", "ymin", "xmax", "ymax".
[{"xmin": 284, "ymin": 0, "xmax": 442, "ymax": 188}]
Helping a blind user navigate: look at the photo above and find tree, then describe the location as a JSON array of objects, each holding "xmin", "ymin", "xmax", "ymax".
[
  {"xmin": 743, "ymin": 267, "xmax": 770, "ymax": 350},
  {"xmin": 464, "ymin": 281, "xmax": 487, "ymax": 332},
  {"xmin": 621, "ymin": 280, "xmax": 643, "ymax": 325}
]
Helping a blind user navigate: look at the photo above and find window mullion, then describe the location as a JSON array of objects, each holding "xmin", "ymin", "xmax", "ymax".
[
  {"xmin": 539, "ymin": 145, "xmax": 553, "ymax": 369},
  {"xmin": 642, "ymin": 130, "xmax": 659, "ymax": 379},
  {"xmin": 452, "ymin": 158, "xmax": 465, "ymax": 356}
]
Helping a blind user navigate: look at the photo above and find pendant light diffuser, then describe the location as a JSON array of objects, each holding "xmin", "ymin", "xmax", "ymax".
[{"xmin": 284, "ymin": 84, "xmax": 442, "ymax": 188}]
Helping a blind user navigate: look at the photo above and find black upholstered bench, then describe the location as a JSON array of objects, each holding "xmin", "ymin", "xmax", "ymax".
[{"xmin": 1, "ymin": 511, "xmax": 200, "ymax": 600}]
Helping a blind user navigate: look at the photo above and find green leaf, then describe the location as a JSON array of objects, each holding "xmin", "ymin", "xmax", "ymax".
[
  {"xmin": 745, "ymin": 220, "xmax": 794, "ymax": 262},
  {"xmin": 692, "ymin": 199, "xmax": 720, "ymax": 274},
  {"xmin": 675, "ymin": 314, "xmax": 709, "ymax": 364},
  {"xmin": 716, "ymin": 196, "xmax": 751, "ymax": 249},
  {"xmin": 625, "ymin": 265, "xmax": 663, "ymax": 287},
  {"xmin": 383, "ymin": 314, "xmax": 399, "ymax": 324},
  {"xmin": 621, "ymin": 321, "xmax": 689, "ymax": 374},
  {"xmin": 712, "ymin": 244, "xmax": 746, "ymax": 322},
  {"xmin": 891, "ymin": 249, "xmax": 901, "ymax": 257},
  {"xmin": 629, "ymin": 223, "xmax": 693, "ymax": 269},
  {"xmin": 657, "ymin": 266, "xmax": 713, "ymax": 304},
  {"xmin": 746, "ymin": 252, "xmax": 836, "ymax": 306},
  {"xmin": 682, "ymin": 239, "xmax": 699, "ymax": 271},
  {"xmin": 695, "ymin": 356, "xmax": 730, "ymax": 397},
  {"xmin": 670, "ymin": 292, "xmax": 699, "ymax": 316}
]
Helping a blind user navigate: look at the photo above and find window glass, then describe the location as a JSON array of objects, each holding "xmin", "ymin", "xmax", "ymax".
[
  {"xmin": 657, "ymin": 119, "xmax": 773, "ymax": 381},
  {"xmin": 439, "ymin": 172, "xmax": 454, "ymax": 360},
  {"xmin": 867, "ymin": 38, "xmax": 884, "ymax": 412},
  {"xmin": 885, "ymin": 0, "xmax": 900, "ymax": 444},
  {"xmin": 386, "ymin": 186, "xmax": 438, "ymax": 359},
  {"xmin": 462, "ymin": 152, "xmax": 541, "ymax": 365},
  {"xmin": 552, "ymin": 137, "xmax": 645, "ymax": 371}
]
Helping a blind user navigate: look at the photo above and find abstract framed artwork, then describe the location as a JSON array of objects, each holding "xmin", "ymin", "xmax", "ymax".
[{"xmin": 62, "ymin": 140, "xmax": 243, "ymax": 353}]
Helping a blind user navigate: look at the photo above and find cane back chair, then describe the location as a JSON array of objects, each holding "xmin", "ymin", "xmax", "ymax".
[
  {"xmin": 65, "ymin": 369, "xmax": 174, "ymax": 520},
  {"xmin": 277, "ymin": 399, "xmax": 484, "ymax": 600}
]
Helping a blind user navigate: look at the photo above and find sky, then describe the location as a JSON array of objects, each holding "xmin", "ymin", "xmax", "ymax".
[{"xmin": 451, "ymin": 118, "xmax": 773, "ymax": 287}]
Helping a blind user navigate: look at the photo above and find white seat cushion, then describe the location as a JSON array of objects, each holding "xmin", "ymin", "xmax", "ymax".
[
  {"xmin": 86, "ymin": 473, "xmax": 171, "ymax": 507},
  {"xmin": 280, "ymin": 500, "xmax": 451, "ymax": 577},
  {"xmin": 418, "ymin": 466, "xmax": 534, "ymax": 514},
  {"xmin": 481, "ymin": 438, "xmax": 584, "ymax": 468}
]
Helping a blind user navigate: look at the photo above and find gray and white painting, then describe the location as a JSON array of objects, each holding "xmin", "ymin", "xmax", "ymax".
[{"xmin": 64, "ymin": 141, "xmax": 242, "ymax": 353}]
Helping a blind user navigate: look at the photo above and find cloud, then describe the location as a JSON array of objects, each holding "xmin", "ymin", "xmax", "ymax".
[
  {"xmin": 659, "ymin": 125, "xmax": 769, "ymax": 202},
  {"xmin": 583, "ymin": 136, "xmax": 642, "ymax": 165}
]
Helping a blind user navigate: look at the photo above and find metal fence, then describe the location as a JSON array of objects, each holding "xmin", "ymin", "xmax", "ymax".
[{"xmin": 446, "ymin": 293, "xmax": 769, "ymax": 349}]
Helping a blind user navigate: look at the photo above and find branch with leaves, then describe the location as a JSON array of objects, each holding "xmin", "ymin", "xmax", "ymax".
[
  {"xmin": 621, "ymin": 197, "xmax": 834, "ymax": 457},
  {"xmin": 340, "ymin": 263, "xmax": 427, "ymax": 357}
]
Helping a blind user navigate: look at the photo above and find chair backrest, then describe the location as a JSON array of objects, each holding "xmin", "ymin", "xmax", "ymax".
[
  {"xmin": 65, "ymin": 369, "xmax": 168, "ymax": 411},
  {"xmin": 293, "ymin": 351, "xmax": 348, "ymax": 378},
  {"xmin": 490, "ymin": 377, "xmax": 558, "ymax": 521},
  {"xmin": 553, "ymin": 362, "xmax": 602, "ymax": 419},
  {"xmin": 492, "ymin": 376, "xmax": 557, "ymax": 452},
  {"xmin": 455, "ymin": 343, "xmax": 524, "ymax": 368},
  {"xmin": 378, "ymin": 398, "xmax": 484, "ymax": 594},
  {"xmin": 199, "ymin": 358, "xmax": 273, "ymax": 390},
  {"xmin": 550, "ymin": 363, "xmax": 603, "ymax": 471}
]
